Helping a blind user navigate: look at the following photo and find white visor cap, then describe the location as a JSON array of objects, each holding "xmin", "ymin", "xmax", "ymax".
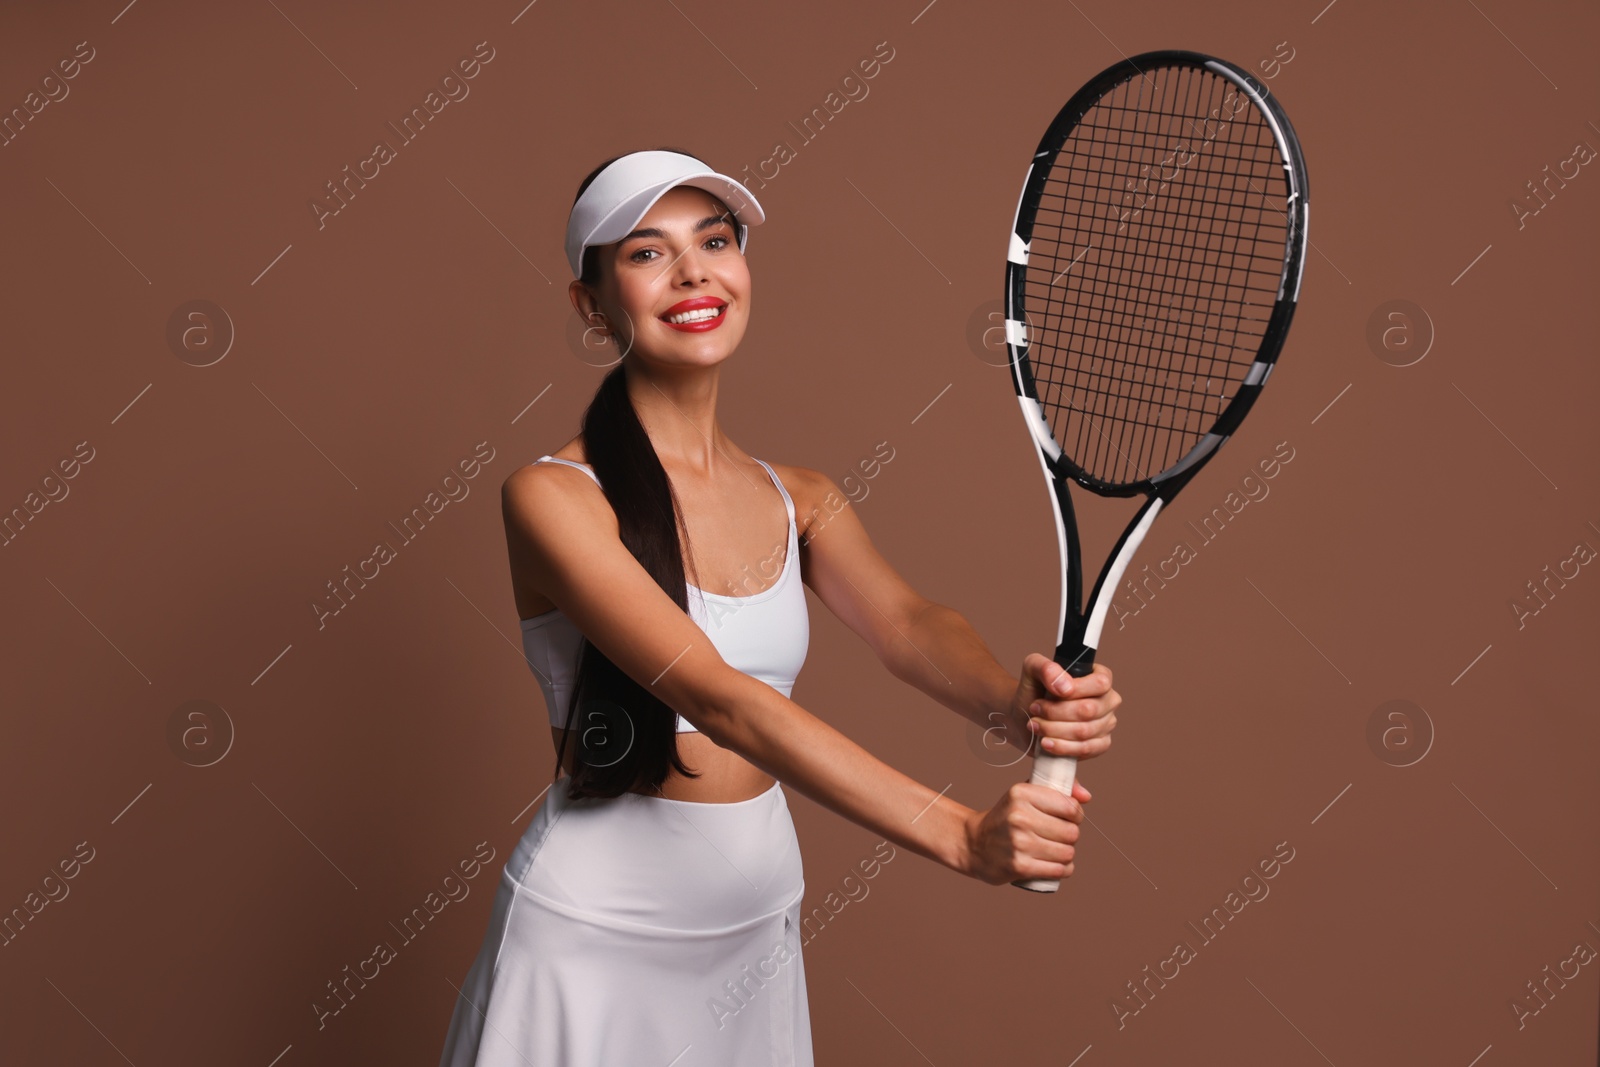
[{"xmin": 564, "ymin": 150, "xmax": 766, "ymax": 279}]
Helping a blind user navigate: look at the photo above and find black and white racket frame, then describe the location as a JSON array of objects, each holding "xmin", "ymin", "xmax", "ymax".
[{"xmin": 1002, "ymin": 50, "xmax": 1309, "ymax": 892}]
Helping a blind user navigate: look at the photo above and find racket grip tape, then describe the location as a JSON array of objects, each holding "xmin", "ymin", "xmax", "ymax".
[{"xmin": 1012, "ymin": 643, "xmax": 1096, "ymax": 893}]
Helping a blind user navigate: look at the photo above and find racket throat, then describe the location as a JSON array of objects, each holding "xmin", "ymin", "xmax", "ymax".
[{"xmin": 1067, "ymin": 496, "xmax": 1164, "ymax": 667}]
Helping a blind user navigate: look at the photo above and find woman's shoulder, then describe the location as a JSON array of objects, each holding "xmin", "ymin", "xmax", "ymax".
[
  {"xmin": 764, "ymin": 459, "xmax": 820, "ymax": 491},
  {"xmin": 768, "ymin": 444, "xmax": 896, "ymax": 534},
  {"xmin": 762, "ymin": 460, "xmax": 834, "ymax": 537},
  {"xmin": 501, "ymin": 439, "xmax": 606, "ymax": 518},
  {"xmin": 503, "ymin": 438, "xmax": 590, "ymax": 483}
]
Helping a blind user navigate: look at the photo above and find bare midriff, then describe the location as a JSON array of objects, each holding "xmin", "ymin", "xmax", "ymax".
[{"xmin": 547, "ymin": 726, "xmax": 776, "ymax": 803}]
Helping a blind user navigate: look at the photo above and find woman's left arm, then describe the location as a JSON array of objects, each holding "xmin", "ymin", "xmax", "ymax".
[{"xmin": 789, "ymin": 465, "xmax": 1120, "ymax": 761}]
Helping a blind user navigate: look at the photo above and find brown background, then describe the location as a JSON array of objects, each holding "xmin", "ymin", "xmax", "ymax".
[{"xmin": 2, "ymin": 0, "xmax": 1596, "ymax": 1063}]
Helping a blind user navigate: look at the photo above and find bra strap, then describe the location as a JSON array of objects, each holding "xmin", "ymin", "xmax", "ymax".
[
  {"xmin": 753, "ymin": 458, "xmax": 796, "ymax": 526},
  {"xmin": 534, "ymin": 455, "xmax": 601, "ymax": 487}
]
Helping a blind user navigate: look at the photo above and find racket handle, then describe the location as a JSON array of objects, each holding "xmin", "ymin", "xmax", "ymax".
[{"xmin": 1013, "ymin": 645, "xmax": 1097, "ymax": 893}]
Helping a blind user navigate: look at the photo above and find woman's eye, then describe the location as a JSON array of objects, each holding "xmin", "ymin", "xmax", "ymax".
[{"xmin": 629, "ymin": 234, "xmax": 729, "ymax": 263}]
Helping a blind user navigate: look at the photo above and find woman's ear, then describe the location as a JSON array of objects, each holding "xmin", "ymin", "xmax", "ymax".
[{"xmin": 568, "ymin": 278, "xmax": 596, "ymax": 319}]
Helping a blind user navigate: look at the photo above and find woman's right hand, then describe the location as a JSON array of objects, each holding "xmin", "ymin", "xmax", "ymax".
[{"xmin": 959, "ymin": 780, "xmax": 1091, "ymax": 885}]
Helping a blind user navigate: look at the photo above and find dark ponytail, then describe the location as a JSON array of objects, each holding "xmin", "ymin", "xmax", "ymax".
[{"xmin": 554, "ymin": 145, "xmax": 716, "ymax": 801}]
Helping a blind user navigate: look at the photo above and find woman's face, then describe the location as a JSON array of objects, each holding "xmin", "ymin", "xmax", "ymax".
[{"xmin": 577, "ymin": 185, "xmax": 752, "ymax": 367}]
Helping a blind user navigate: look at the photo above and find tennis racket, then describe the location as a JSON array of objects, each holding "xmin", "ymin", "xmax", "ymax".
[{"xmin": 1002, "ymin": 50, "xmax": 1309, "ymax": 892}]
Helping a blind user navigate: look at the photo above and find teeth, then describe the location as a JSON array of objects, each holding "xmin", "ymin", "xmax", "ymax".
[{"xmin": 665, "ymin": 305, "xmax": 724, "ymax": 324}]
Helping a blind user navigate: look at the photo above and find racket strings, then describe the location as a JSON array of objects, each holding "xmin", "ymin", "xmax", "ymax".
[
  {"xmin": 1045, "ymin": 74, "xmax": 1278, "ymax": 482},
  {"xmin": 1049, "ymin": 96, "xmax": 1276, "ymax": 476},
  {"xmin": 1022, "ymin": 64, "xmax": 1291, "ymax": 487},
  {"xmin": 1026, "ymin": 210, "xmax": 1281, "ymax": 370}
]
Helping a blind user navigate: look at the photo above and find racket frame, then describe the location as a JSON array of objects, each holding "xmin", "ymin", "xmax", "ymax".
[{"xmin": 1002, "ymin": 50, "xmax": 1309, "ymax": 892}]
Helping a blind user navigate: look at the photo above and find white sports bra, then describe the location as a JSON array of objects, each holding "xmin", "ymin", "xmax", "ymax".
[{"xmin": 519, "ymin": 455, "xmax": 810, "ymax": 734}]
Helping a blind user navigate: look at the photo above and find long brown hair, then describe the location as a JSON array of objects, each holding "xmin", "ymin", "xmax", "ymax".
[{"xmin": 554, "ymin": 146, "xmax": 729, "ymax": 800}]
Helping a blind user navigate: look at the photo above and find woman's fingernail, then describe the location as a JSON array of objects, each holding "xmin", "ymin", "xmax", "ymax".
[{"xmin": 1055, "ymin": 677, "xmax": 1072, "ymax": 695}]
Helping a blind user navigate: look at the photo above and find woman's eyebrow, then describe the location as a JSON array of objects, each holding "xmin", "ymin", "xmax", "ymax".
[{"xmin": 619, "ymin": 213, "xmax": 733, "ymax": 244}]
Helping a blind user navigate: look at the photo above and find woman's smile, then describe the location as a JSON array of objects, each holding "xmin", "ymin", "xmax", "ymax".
[{"xmin": 659, "ymin": 295, "xmax": 730, "ymax": 333}]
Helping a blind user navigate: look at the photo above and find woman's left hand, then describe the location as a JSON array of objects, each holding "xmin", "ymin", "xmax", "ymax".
[{"xmin": 1010, "ymin": 654, "xmax": 1120, "ymax": 760}]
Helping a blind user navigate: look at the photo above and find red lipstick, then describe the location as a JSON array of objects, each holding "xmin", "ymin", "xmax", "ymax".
[{"xmin": 659, "ymin": 296, "xmax": 729, "ymax": 333}]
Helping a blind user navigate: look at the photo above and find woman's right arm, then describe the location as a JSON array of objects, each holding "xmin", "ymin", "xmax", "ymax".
[{"xmin": 503, "ymin": 464, "xmax": 1086, "ymax": 884}]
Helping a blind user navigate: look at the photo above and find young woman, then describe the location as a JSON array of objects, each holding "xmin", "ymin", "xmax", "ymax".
[{"xmin": 438, "ymin": 148, "xmax": 1122, "ymax": 1067}]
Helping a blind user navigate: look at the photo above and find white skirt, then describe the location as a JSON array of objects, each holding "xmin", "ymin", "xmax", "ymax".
[{"xmin": 438, "ymin": 776, "xmax": 812, "ymax": 1067}]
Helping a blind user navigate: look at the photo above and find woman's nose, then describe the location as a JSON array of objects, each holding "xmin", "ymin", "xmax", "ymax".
[{"xmin": 668, "ymin": 245, "xmax": 709, "ymax": 283}]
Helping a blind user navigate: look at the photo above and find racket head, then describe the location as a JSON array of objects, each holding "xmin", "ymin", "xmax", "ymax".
[{"xmin": 1005, "ymin": 50, "xmax": 1309, "ymax": 500}]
